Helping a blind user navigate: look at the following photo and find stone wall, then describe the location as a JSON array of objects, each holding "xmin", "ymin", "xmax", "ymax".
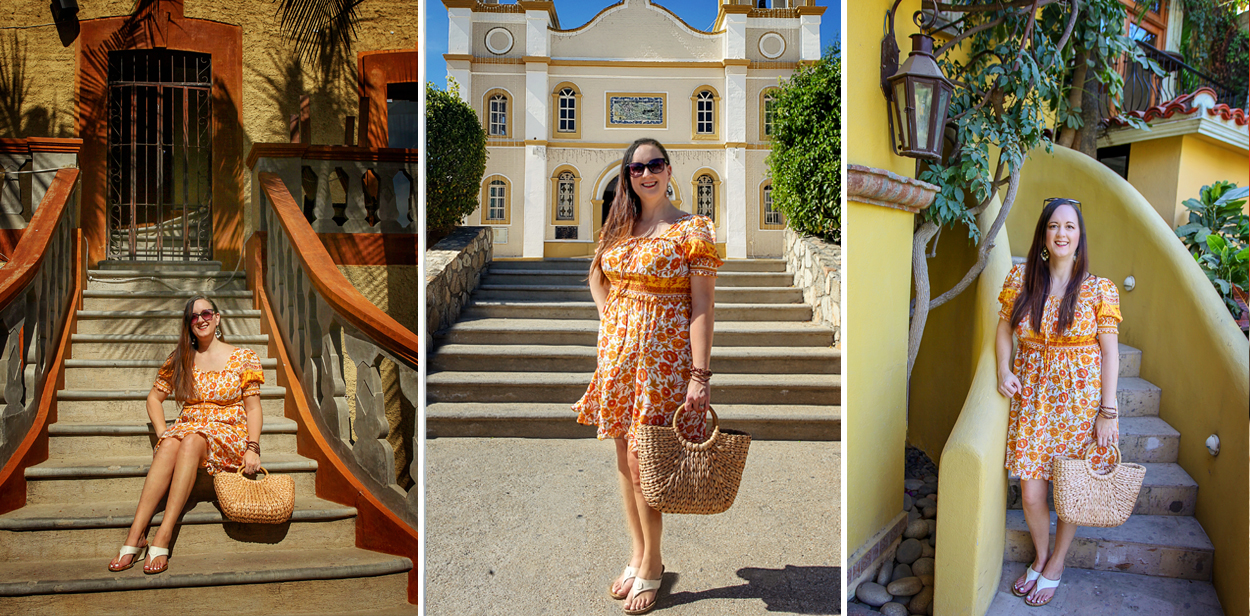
[
  {"xmin": 426, "ymin": 226, "xmax": 492, "ymax": 349},
  {"xmin": 784, "ymin": 228, "xmax": 841, "ymax": 346}
]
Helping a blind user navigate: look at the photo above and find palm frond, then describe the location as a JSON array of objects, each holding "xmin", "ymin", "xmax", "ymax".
[{"xmin": 275, "ymin": 0, "xmax": 365, "ymax": 69}]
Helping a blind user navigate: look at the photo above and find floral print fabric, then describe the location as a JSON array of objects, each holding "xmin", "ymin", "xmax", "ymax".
[
  {"xmin": 998, "ymin": 263, "xmax": 1122, "ymax": 480},
  {"xmin": 153, "ymin": 347, "xmax": 265, "ymax": 475},
  {"xmin": 574, "ymin": 214, "xmax": 722, "ymax": 451}
]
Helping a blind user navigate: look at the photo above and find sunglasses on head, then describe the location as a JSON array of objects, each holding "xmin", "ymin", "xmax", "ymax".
[
  {"xmin": 1044, "ymin": 197, "xmax": 1082, "ymax": 212},
  {"xmin": 190, "ymin": 309, "xmax": 217, "ymax": 323},
  {"xmin": 626, "ymin": 158, "xmax": 668, "ymax": 178}
]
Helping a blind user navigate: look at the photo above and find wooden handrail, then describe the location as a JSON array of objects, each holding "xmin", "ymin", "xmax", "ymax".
[
  {"xmin": 258, "ymin": 172, "xmax": 419, "ymax": 366},
  {"xmin": 0, "ymin": 168, "xmax": 80, "ymax": 308}
]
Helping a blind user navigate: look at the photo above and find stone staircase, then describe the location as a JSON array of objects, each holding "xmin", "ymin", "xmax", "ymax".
[
  {"xmin": 0, "ymin": 263, "xmax": 416, "ymax": 615},
  {"xmin": 427, "ymin": 258, "xmax": 840, "ymax": 439},
  {"xmin": 1002, "ymin": 343, "xmax": 1220, "ymax": 604}
]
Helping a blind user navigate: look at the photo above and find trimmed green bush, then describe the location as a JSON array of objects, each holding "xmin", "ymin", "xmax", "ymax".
[{"xmin": 426, "ymin": 80, "xmax": 487, "ymax": 238}]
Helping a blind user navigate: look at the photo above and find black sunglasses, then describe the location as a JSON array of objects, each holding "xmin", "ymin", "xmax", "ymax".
[
  {"xmin": 190, "ymin": 309, "xmax": 217, "ymax": 323},
  {"xmin": 626, "ymin": 158, "xmax": 668, "ymax": 178},
  {"xmin": 1044, "ymin": 197, "xmax": 1082, "ymax": 212}
]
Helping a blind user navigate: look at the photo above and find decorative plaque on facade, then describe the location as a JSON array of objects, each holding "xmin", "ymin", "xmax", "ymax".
[{"xmin": 606, "ymin": 94, "xmax": 666, "ymax": 128}]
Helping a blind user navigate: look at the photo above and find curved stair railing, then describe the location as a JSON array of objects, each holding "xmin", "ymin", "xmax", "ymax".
[{"xmin": 0, "ymin": 168, "xmax": 83, "ymax": 512}]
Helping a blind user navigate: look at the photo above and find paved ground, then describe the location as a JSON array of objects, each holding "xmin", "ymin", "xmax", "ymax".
[
  {"xmin": 987, "ymin": 561, "xmax": 1222, "ymax": 615},
  {"xmin": 425, "ymin": 438, "xmax": 841, "ymax": 615}
]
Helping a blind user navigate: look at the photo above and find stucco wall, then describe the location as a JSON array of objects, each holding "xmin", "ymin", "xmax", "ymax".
[
  {"xmin": 549, "ymin": 0, "xmax": 720, "ymax": 61},
  {"xmin": 1126, "ymin": 134, "xmax": 1250, "ymax": 227}
]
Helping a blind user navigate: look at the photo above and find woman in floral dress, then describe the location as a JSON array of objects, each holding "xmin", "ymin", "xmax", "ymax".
[
  {"xmin": 108, "ymin": 296, "xmax": 265, "ymax": 574},
  {"xmin": 996, "ymin": 198, "xmax": 1122, "ymax": 606},
  {"xmin": 574, "ymin": 138, "xmax": 721, "ymax": 614}
]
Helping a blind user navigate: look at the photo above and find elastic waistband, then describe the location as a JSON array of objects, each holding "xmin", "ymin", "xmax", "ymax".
[{"xmin": 1019, "ymin": 338, "xmax": 1098, "ymax": 350}]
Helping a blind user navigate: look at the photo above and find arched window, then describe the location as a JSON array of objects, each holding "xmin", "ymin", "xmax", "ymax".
[
  {"xmin": 556, "ymin": 171, "xmax": 576, "ymax": 221},
  {"xmin": 481, "ymin": 175, "xmax": 511, "ymax": 225},
  {"xmin": 696, "ymin": 91, "xmax": 714, "ymax": 134},
  {"xmin": 696, "ymin": 175, "xmax": 715, "ymax": 221},
  {"xmin": 484, "ymin": 90, "xmax": 512, "ymax": 138},
  {"xmin": 558, "ymin": 89, "xmax": 576, "ymax": 132},
  {"xmin": 761, "ymin": 181, "xmax": 785, "ymax": 230},
  {"xmin": 761, "ymin": 88, "xmax": 780, "ymax": 140},
  {"xmin": 690, "ymin": 86, "xmax": 720, "ymax": 140},
  {"xmin": 551, "ymin": 83, "xmax": 582, "ymax": 139}
]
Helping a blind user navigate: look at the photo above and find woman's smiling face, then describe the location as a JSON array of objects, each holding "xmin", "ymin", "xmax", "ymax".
[
  {"xmin": 190, "ymin": 298, "xmax": 218, "ymax": 339},
  {"xmin": 629, "ymin": 143, "xmax": 670, "ymax": 202},
  {"xmin": 1045, "ymin": 203, "xmax": 1080, "ymax": 260}
]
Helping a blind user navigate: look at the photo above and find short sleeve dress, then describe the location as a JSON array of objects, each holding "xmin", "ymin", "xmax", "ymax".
[
  {"xmin": 153, "ymin": 347, "xmax": 265, "ymax": 475},
  {"xmin": 998, "ymin": 263, "xmax": 1122, "ymax": 480},
  {"xmin": 573, "ymin": 214, "xmax": 723, "ymax": 452}
]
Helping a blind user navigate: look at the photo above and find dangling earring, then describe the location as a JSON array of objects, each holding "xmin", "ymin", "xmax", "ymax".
[
  {"xmin": 1041, "ymin": 247, "xmax": 1050, "ymax": 261},
  {"xmin": 216, "ymin": 327, "xmax": 222, "ymax": 339}
]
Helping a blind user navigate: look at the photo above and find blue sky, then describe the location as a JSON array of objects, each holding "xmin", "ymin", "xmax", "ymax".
[{"xmin": 425, "ymin": 1, "xmax": 841, "ymax": 87}]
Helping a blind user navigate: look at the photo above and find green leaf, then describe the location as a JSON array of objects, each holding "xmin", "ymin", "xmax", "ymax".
[{"xmin": 1206, "ymin": 233, "xmax": 1228, "ymax": 252}]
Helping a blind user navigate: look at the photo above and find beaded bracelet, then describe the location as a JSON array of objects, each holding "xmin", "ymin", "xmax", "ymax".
[
  {"xmin": 690, "ymin": 367, "xmax": 712, "ymax": 384},
  {"xmin": 246, "ymin": 440, "xmax": 261, "ymax": 455}
]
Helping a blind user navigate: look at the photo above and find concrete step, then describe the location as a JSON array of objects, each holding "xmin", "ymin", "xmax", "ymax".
[
  {"xmin": 429, "ymin": 344, "xmax": 840, "ymax": 374},
  {"xmin": 0, "ymin": 497, "xmax": 357, "ymax": 560},
  {"xmin": 86, "ymin": 271, "xmax": 248, "ymax": 292},
  {"xmin": 24, "ymin": 453, "xmax": 317, "ymax": 506},
  {"xmin": 1118, "ymin": 343, "xmax": 1141, "ymax": 378},
  {"xmin": 1004, "ymin": 510, "xmax": 1213, "ymax": 580},
  {"xmin": 69, "ymin": 334, "xmax": 270, "ymax": 360},
  {"xmin": 426, "ymin": 371, "xmax": 839, "ymax": 405},
  {"xmin": 83, "ymin": 290, "xmax": 254, "ymax": 311},
  {"xmin": 46, "ymin": 418, "xmax": 299, "ymax": 458},
  {"xmin": 488, "ymin": 258, "xmax": 788, "ymax": 272},
  {"xmin": 75, "ymin": 310, "xmax": 263, "ymax": 336},
  {"xmin": 57, "ymin": 394, "xmax": 286, "ymax": 423},
  {"xmin": 990, "ymin": 561, "xmax": 1222, "ymax": 614},
  {"xmin": 1008, "ymin": 462, "xmax": 1198, "ymax": 516},
  {"xmin": 483, "ymin": 270, "xmax": 795, "ymax": 288},
  {"xmin": 64, "ymin": 358, "xmax": 277, "ymax": 390},
  {"xmin": 1116, "ymin": 377, "xmax": 1161, "ymax": 418},
  {"xmin": 438, "ymin": 318, "xmax": 834, "ymax": 347},
  {"xmin": 425, "ymin": 402, "xmax": 840, "ymax": 440},
  {"xmin": 0, "ymin": 548, "xmax": 413, "ymax": 613},
  {"xmin": 461, "ymin": 301, "xmax": 814, "ymax": 322},
  {"xmin": 1118, "ymin": 416, "xmax": 1181, "ymax": 463},
  {"xmin": 96, "ymin": 260, "xmax": 223, "ymax": 272},
  {"xmin": 473, "ymin": 285, "xmax": 804, "ymax": 304}
]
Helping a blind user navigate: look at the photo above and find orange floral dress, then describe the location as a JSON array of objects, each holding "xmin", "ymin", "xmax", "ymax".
[
  {"xmin": 998, "ymin": 264, "xmax": 1122, "ymax": 480},
  {"xmin": 153, "ymin": 347, "xmax": 265, "ymax": 475},
  {"xmin": 574, "ymin": 214, "xmax": 722, "ymax": 451}
]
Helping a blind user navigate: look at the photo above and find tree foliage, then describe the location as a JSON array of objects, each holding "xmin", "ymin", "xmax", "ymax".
[
  {"xmin": 767, "ymin": 45, "xmax": 841, "ymax": 243},
  {"xmin": 1176, "ymin": 182, "xmax": 1250, "ymax": 318},
  {"xmin": 426, "ymin": 80, "xmax": 487, "ymax": 237}
]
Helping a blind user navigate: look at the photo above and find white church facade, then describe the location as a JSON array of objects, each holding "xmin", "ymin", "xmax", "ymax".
[{"xmin": 442, "ymin": 0, "xmax": 825, "ymax": 258}]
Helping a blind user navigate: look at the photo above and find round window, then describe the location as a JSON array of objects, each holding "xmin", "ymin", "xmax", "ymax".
[
  {"xmin": 759, "ymin": 32, "xmax": 786, "ymax": 60},
  {"xmin": 485, "ymin": 28, "xmax": 514, "ymax": 55}
]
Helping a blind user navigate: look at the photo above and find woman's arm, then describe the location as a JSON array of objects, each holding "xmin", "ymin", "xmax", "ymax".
[
  {"xmin": 685, "ymin": 275, "xmax": 715, "ymax": 410},
  {"xmin": 146, "ymin": 387, "xmax": 169, "ymax": 440},
  {"xmin": 995, "ymin": 318, "xmax": 1021, "ymax": 398},
  {"xmin": 1095, "ymin": 331, "xmax": 1120, "ymax": 447},
  {"xmin": 589, "ymin": 265, "xmax": 611, "ymax": 319},
  {"xmin": 242, "ymin": 394, "xmax": 263, "ymax": 474}
]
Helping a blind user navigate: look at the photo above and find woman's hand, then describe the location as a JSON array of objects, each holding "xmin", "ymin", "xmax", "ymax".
[
  {"xmin": 1094, "ymin": 415, "xmax": 1119, "ymax": 448},
  {"xmin": 242, "ymin": 450, "xmax": 261, "ymax": 475},
  {"xmin": 997, "ymin": 369, "xmax": 1022, "ymax": 399},
  {"xmin": 685, "ymin": 378, "xmax": 710, "ymax": 416}
]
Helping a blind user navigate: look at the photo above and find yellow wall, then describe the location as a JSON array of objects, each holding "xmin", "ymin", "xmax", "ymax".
[
  {"xmin": 1009, "ymin": 145, "xmax": 1250, "ymax": 616},
  {"xmin": 1125, "ymin": 136, "xmax": 1185, "ymax": 225},
  {"xmin": 1126, "ymin": 134, "xmax": 1250, "ymax": 227},
  {"xmin": 845, "ymin": 199, "xmax": 913, "ymax": 556}
]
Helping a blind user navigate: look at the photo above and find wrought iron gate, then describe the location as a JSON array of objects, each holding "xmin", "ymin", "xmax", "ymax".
[{"xmin": 107, "ymin": 50, "xmax": 213, "ymax": 261}]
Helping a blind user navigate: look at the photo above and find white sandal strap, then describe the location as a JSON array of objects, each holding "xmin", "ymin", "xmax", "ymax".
[
  {"xmin": 147, "ymin": 546, "xmax": 170, "ymax": 560},
  {"xmin": 1033, "ymin": 573, "xmax": 1060, "ymax": 591},
  {"xmin": 118, "ymin": 544, "xmax": 147, "ymax": 558},
  {"xmin": 621, "ymin": 566, "xmax": 638, "ymax": 581},
  {"xmin": 630, "ymin": 576, "xmax": 662, "ymax": 595}
]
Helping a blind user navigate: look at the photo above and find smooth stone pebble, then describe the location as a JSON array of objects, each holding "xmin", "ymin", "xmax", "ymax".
[
  {"xmin": 918, "ymin": 485, "xmax": 936, "ymax": 496},
  {"xmin": 908, "ymin": 508, "xmax": 921, "ymax": 523},
  {"xmin": 848, "ymin": 603, "xmax": 878, "ymax": 616},
  {"xmin": 877, "ymin": 560, "xmax": 893, "ymax": 586},
  {"xmin": 892, "ymin": 563, "xmax": 912, "ymax": 581},
  {"xmin": 896, "ymin": 538, "xmax": 923, "ymax": 564},
  {"xmin": 924, "ymin": 474, "xmax": 938, "ymax": 483},
  {"xmin": 921, "ymin": 542, "xmax": 935, "ymax": 558},
  {"xmin": 928, "ymin": 534, "xmax": 936, "ymax": 547},
  {"xmin": 904, "ymin": 478, "xmax": 924, "ymax": 490},
  {"xmin": 922, "ymin": 505, "xmax": 937, "ymax": 519},
  {"xmin": 857, "ymin": 582, "xmax": 894, "ymax": 607},
  {"xmin": 880, "ymin": 603, "xmax": 909, "ymax": 616},
  {"xmin": 930, "ymin": 493, "xmax": 938, "ymax": 502},
  {"xmin": 918, "ymin": 574, "xmax": 934, "ymax": 587},
  {"xmin": 887, "ymin": 577, "xmax": 924, "ymax": 596},
  {"xmin": 903, "ymin": 494, "xmax": 914, "ymax": 511},
  {"xmin": 912, "ymin": 557, "xmax": 935, "ymax": 576},
  {"xmin": 925, "ymin": 519, "xmax": 937, "ymax": 537},
  {"xmin": 915, "ymin": 498, "xmax": 935, "ymax": 509},
  {"xmin": 903, "ymin": 519, "xmax": 929, "ymax": 539},
  {"xmin": 910, "ymin": 586, "xmax": 935, "ymax": 614}
]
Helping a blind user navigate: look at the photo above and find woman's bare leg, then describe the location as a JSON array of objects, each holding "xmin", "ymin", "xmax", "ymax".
[
  {"xmin": 1030, "ymin": 485, "xmax": 1076, "ymax": 604},
  {"xmin": 147, "ymin": 433, "xmax": 208, "ymax": 570},
  {"xmin": 624, "ymin": 443, "xmax": 663, "ymax": 612},
  {"xmin": 612, "ymin": 438, "xmax": 645, "ymax": 597},
  {"xmin": 1015, "ymin": 478, "xmax": 1052, "ymax": 596},
  {"xmin": 109, "ymin": 437, "xmax": 182, "ymax": 570}
]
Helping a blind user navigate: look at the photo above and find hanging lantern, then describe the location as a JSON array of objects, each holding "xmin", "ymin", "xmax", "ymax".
[{"xmin": 886, "ymin": 33, "xmax": 953, "ymax": 162}]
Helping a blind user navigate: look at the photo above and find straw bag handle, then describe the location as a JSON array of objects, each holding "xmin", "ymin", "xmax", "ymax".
[
  {"xmin": 1079, "ymin": 443, "xmax": 1123, "ymax": 480},
  {"xmin": 671, "ymin": 403, "xmax": 721, "ymax": 452},
  {"xmin": 235, "ymin": 466, "xmax": 269, "ymax": 482}
]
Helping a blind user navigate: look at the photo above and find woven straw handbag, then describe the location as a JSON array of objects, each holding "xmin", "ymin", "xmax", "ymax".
[
  {"xmin": 214, "ymin": 467, "xmax": 295, "ymax": 524},
  {"xmin": 636, "ymin": 404, "xmax": 751, "ymax": 515},
  {"xmin": 1052, "ymin": 443, "xmax": 1146, "ymax": 528}
]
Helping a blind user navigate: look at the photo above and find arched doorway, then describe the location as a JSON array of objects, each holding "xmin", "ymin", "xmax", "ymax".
[{"xmin": 601, "ymin": 177, "xmax": 617, "ymax": 225}]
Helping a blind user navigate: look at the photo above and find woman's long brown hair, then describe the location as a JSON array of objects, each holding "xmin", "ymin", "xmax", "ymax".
[
  {"xmin": 590, "ymin": 138, "xmax": 672, "ymax": 278},
  {"xmin": 170, "ymin": 295, "xmax": 223, "ymax": 402},
  {"xmin": 1010, "ymin": 199, "xmax": 1089, "ymax": 334}
]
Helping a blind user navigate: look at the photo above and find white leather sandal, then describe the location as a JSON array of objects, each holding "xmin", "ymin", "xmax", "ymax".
[
  {"xmin": 623, "ymin": 574, "xmax": 662, "ymax": 615},
  {"xmin": 144, "ymin": 546, "xmax": 170, "ymax": 575},
  {"xmin": 108, "ymin": 543, "xmax": 147, "ymax": 572},
  {"xmin": 609, "ymin": 566, "xmax": 638, "ymax": 600},
  {"xmin": 1011, "ymin": 561, "xmax": 1042, "ymax": 597},
  {"xmin": 1025, "ymin": 571, "xmax": 1062, "ymax": 607}
]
